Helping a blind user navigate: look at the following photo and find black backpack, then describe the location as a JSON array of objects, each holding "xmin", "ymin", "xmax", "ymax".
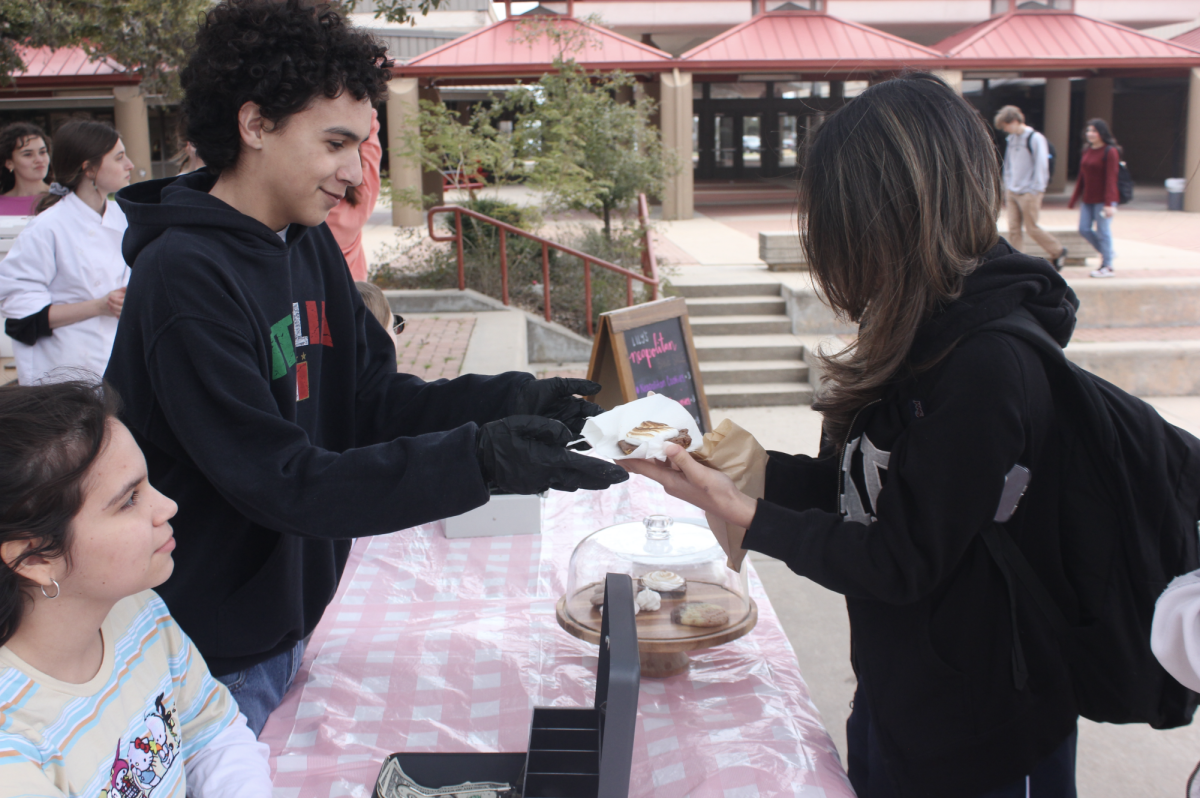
[
  {"xmin": 978, "ymin": 308, "xmax": 1200, "ymax": 729},
  {"xmin": 1111, "ymin": 146, "xmax": 1135, "ymax": 205},
  {"xmin": 1022, "ymin": 130, "xmax": 1056, "ymax": 182}
]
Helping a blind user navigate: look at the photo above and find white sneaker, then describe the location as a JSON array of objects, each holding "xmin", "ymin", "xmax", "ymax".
[{"xmin": 1090, "ymin": 266, "xmax": 1115, "ymax": 278}]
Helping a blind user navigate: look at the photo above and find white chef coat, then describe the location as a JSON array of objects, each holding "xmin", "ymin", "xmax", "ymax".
[{"xmin": 0, "ymin": 192, "xmax": 128, "ymax": 384}]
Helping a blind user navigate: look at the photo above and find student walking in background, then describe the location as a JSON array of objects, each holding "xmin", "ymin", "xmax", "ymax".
[
  {"xmin": 994, "ymin": 106, "xmax": 1067, "ymax": 270},
  {"xmin": 0, "ymin": 380, "xmax": 272, "ymax": 796},
  {"xmin": 0, "ymin": 120, "xmax": 133, "ymax": 384},
  {"xmin": 0, "ymin": 122, "xmax": 51, "ymax": 216},
  {"xmin": 326, "ymin": 107, "xmax": 382, "ymax": 281},
  {"xmin": 1069, "ymin": 118, "xmax": 1120, "ymax": 278}
]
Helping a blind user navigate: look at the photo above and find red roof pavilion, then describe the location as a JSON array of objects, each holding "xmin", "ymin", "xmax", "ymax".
[
  {"xmin": 8, "ymin": 45, "xmax": 137, "ymax": 88},
  {"xmin": 679, "ymin": 10, "xmax": 943, "ymax": 74},
  {"xmin": 1171, "ymin": 25, "xmax": 1200, "ymax": 51},
  {"xmin": 393, "ymin": 16, "xmax": 672, "ymax": 79},
  {"xmin": 934, "ymin": 10, "xmax": 1200, "ymax": 71}
]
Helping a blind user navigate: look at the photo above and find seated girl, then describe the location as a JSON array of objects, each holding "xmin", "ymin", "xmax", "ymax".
[{"xmin": 0, "ymin": 380, "xmax": 272, "ymax": 797}]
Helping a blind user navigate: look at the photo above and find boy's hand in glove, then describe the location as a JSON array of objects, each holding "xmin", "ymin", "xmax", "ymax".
[
  {"xmin": 477, "ymin": 415, "xmax": 628, "ymax": 494},
  {"xmin": 509, "ymin": 377, "xmax": 604, "ymax": 436}
]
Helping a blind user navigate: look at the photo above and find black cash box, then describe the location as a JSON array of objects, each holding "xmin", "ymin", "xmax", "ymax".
[{"xmin": 373, "ymin": 572, "xmax": 641, "ymax": 798}]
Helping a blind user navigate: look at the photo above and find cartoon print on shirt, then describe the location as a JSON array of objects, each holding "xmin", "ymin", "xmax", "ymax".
[
  {"xmin": 841, "ymin": 433, "xmax": 891, "ymax": 524},
  {"xmin": 128, "ymin": 738, "xmax": 160, "ymax": 791},
  {"xmin": 145, "ymin": 694, "xmax": 179, "ymax": 768},
  {"xmin": 101, "ymin": 743, "xmax": 141, "ymax": 798},
  {"xmin": 98, "ymin": 694, "xmax": 181, "ymax": 797}
]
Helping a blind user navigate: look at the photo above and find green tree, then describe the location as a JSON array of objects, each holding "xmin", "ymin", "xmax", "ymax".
[
  {"xmin": 503, "ymin": 17, "xmax": 676, "ymax": 238},
  {"xmin": 392, "ymin": 98, "xmax": 514, "ymax": 207},
  {"xmin": 506, "ymin": 57, "xmax": 671, "ymax": 239},
  {"xmin": 0, "ymin": 0, "xmax": 444, "ymax": 99},
  {"xmin": 0, "ymin": 0, "xmax": 209, "ymax": 99}
]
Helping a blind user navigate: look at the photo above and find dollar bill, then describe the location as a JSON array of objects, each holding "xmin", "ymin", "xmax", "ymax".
[{"xmin": 376, "ymin": 758, "xmax": 515, "ymax": 798}]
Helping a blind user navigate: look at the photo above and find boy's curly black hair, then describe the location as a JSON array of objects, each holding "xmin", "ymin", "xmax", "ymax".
[{"xmin": 180, "ymin": 0, "xmax": 392, "ymax": 176}]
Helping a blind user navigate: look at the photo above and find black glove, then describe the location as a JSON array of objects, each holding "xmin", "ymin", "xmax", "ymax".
[
  {"xmin": 476, "ymin": 415, "xmax": 629, "ymax": 494},
  {"xmin": 508, "ymin": 377, "xmax": 604, "ymax": 437}
]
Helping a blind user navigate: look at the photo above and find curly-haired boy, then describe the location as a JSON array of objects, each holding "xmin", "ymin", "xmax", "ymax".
[{"xmin": 106, "ymin": 0, "xmax": 625, "ymax": 735}]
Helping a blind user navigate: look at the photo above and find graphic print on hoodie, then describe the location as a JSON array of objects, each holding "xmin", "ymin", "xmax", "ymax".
[
  {"xmin": 106, "ymin": 170, "xmax": 532, "ymax": 675},
  {"xmin": 274, "ymin": 300, "xmax": 335, "ymax": 400}
]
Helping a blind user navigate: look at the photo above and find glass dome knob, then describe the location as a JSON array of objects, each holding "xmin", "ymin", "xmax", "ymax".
[{"xmin": 644, "ymin": 515, "xmax": 673, "ymax": 541}]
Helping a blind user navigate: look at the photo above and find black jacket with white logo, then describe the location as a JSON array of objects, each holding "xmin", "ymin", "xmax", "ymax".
[
  {"xmin": 745, "ymin": 244, "xmax": 1080, "ymax": 797},
  {"xmin": 108, "ymin": 171, "xmax": 531, "ymax": 675}
]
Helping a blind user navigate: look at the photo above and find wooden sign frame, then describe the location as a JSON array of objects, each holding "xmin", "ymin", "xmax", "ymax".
[{"xmin": 586, "ymin": 296, "xmax": 712, "ymax": 435}]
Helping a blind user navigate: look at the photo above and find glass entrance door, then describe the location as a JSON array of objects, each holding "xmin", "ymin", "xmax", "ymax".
[
  {"xmin": 711, "ymin": 113, "xmax": 762, "ymax": 179},
  {"xmin": 741, "ymin": 115, "xmax": 762, "ymax": 177},
  {"xmin": 713, "ymin": 113, "xmax": 736, "ymax": 178}
]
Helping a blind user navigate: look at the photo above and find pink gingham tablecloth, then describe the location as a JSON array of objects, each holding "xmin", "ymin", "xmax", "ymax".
[{"xmin": 260, "ymin": 474, "xmax": 855, "ymax": 798}]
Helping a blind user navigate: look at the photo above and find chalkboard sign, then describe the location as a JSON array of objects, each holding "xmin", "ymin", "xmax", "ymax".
[{"xmin": 586, "ymin": 297, "xmax": 711, "ymax": 435}]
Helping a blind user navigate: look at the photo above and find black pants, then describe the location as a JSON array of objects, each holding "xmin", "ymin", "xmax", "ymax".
[{"xmin": 846, "ymin": 685, "xmax": 1078, "ymax": 798}]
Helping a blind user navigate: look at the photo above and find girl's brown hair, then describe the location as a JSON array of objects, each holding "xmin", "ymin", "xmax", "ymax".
[
  {"xmin": 0, "ymin": 381, "xmax": 120, "ymax": 645},
  {"xmin": 0, "ymin": 122, "xmax": 50, "ymax": 194},
  {"xmin": 800, "ymin": 72, "xmax": 1001, "ymax": 441},
  {"xmin": 34, "ymin": 119, "xmax": 120, "ymax": 214}
]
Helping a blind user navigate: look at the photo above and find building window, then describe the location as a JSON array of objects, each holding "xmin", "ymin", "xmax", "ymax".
[
  {"xmin": 842, "ymin": 81, "xmax": 869, "ymax": 98},
  {"xmin": 778, "ymin": 114, "xmax": 798, "ymax": 168},
  {"xmin": 774, "ymin": 81, "xmax": 829, "ymax": 99},
  {"xmin": 767, "ymin": 0, "xmax": 823, "ymax": 10},
  {"xmin": 711, "ymin": 82, "xmax": 767, "ymax": 100}
]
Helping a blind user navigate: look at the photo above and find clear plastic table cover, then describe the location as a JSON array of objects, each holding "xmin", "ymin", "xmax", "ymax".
[{"xmin": 259, "ymin": 473, "xmax": 854, "ymax": 798}]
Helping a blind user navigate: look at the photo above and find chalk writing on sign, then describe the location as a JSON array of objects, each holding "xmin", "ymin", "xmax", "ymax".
[{"xmin": 623, "ymin": 317, "xmax": 704, "ymax": 433}]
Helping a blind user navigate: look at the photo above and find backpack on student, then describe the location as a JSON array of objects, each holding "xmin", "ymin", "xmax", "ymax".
[
  {"xmin": 978, "ymin": 307, "xmax": 1200, "ymax": 729},
  {"xmin": 1109, "ymin": 145, "xmax": 1135, "ymax": 205},
  {"xmin": 1022, "ymin": 130, "xmax": 1056, "ymax": 182}
]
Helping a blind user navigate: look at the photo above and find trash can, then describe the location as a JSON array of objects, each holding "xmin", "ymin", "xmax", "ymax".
[{"xmin": 1166, "ymin": 178, "xmax": 1186, "ymax": 211}]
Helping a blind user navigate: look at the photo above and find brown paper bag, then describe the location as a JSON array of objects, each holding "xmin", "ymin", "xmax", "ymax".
[{"xmin": 690, "ymin": 418, "xmax": 767, "ymax": 572}]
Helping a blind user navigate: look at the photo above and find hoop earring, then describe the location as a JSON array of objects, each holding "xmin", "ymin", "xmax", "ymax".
[{"xmin": 41, "ymin": 579, "xmax": 60, "ymax": 600}]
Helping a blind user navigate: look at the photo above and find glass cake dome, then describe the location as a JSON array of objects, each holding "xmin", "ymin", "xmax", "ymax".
[{"xmin": 562, "ymin": 515, "xmax": 751, "ymax": 642}]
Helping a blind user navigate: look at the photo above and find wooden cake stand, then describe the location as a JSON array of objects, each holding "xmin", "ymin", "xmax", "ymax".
[{"xmin": 556, "ymin": 581, "xmax": 758, "ymax": 678}]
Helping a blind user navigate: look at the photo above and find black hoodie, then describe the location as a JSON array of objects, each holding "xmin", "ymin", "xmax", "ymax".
[
  {"xmin": 744, "ymin": 244, "xmax": 1080, "ymax": 797},
  {"xmin": 107, "ymin": 172, "xmax": 532, "ymax": 675}
]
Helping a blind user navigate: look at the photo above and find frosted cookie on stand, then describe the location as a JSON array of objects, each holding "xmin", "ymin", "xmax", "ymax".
[
  {"xmin": 591, "ymin": 584, "xmax": 662, "ymax": 615},
  {"xmin": 641, "ymin": 570, "xmax": 686, "ymax": 599}
]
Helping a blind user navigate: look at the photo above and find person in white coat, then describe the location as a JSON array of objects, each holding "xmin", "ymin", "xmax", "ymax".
[{"xmin": 0, "ymin": 119, "xmax": 133, "ymax": 384}]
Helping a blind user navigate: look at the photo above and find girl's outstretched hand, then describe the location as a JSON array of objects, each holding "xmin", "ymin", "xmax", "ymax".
[{"xmin": 619, "ymin": 443, "xmax": 758, "ymax": 530}]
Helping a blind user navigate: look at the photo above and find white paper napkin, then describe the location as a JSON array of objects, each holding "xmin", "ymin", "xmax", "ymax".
[{"xmin": 580, "ymin": 394, "xmax": 703, "ymax": 461}]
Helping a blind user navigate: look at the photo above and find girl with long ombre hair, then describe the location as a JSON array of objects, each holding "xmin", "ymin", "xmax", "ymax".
[
  {"xmin": 624, "ymin": 73, "xmax": 1081, "ymax": 797},
  {"xmin": 0, "ymin": 120, "xmax": 133, "ymax": 384}
]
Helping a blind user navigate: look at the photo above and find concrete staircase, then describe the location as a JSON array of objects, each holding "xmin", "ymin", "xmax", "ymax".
[
  {"xmin": 1063, "ymin": 277, "xmax": 1200, "ymax": 396},
  {"xmin": 668, "ymin": 271, "xmax": 1200, "ymax": 409},
  {"xmin": 674, "ymin": 282, "xmax": 815, "ymax": 407}
]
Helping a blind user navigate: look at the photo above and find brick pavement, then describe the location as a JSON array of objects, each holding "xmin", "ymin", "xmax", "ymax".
[{"xmin": 395, "ymin": 316, "xmax": 476, "ymax": 380}]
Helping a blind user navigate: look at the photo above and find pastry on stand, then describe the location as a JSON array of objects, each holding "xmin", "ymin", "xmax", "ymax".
[{"xmin": 557, "ymin": 515, "xmax": 757, "ymax": 678}]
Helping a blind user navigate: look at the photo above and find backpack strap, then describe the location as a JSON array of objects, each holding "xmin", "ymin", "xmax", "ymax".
[
  {"xmin": 976, "ymin": 306, "xmax": 1065, "ymax": 364},
  {"xmin": 975, "ymin": 309, "xmax": 1076, "ymax": 688}
]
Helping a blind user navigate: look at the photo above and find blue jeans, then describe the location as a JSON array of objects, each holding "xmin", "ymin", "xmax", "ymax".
[
  {"xmin": 216, "ymin": 638, "xmax": 306, "ymax": 737},
  {"xmin": 1078, "ymin": 203, "xmax": 1114, "ymax": 268},
  {"xmin": 846, "ymin": 685, "xmax": 1077, "ymax": 798}
]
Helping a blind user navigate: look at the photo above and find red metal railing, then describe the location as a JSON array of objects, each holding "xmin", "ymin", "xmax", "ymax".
[{"xmin": 427, "ymin": 194, "xmax": 660, "ymax": 336}]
